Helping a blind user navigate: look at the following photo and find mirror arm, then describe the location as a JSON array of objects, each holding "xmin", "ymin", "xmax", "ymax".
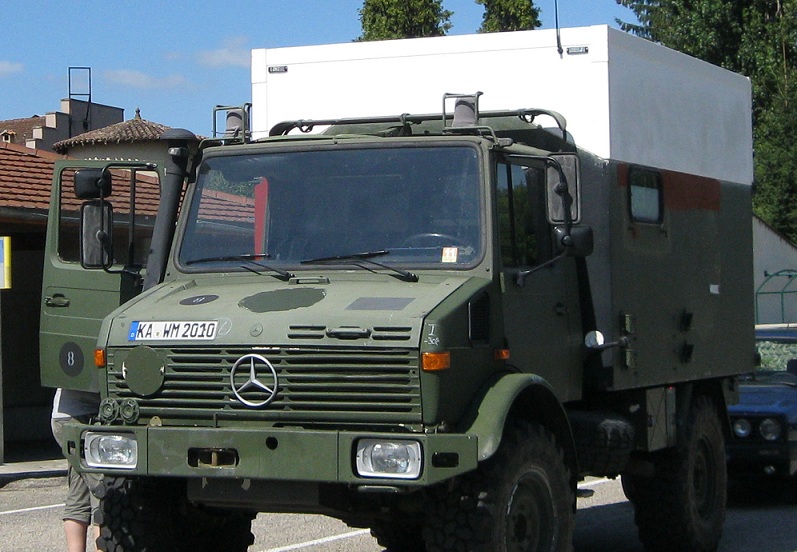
[
  {"xmin": 587, "ymin": 335, "xmax": 630, "ymax": 352},
  {"xmin": 515, "ymin": 250, "xmax": 569, "ymax": 286}
]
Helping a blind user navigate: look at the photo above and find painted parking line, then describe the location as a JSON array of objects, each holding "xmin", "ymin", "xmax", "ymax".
[
  {"xmin": 579, "ymin": 477, "xmax": 613, "ymax": 488},
  {"xmin": 262, "ymin": 529, "xmax": 371, "ymax": 551},
  {"xmin": 0, "ymin": 503, "xmax": 64, "ymax": 516}
]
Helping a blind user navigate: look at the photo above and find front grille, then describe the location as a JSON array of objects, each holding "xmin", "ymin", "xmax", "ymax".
[{"xmin": 107, "ymin": 346, "xmax": 421, "ymax": 426}]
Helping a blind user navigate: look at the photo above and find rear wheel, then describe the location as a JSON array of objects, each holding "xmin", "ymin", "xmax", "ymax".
[
  {"xmin": 424, "ymin": 420, "xmax": 574, "ymax": 552},
  {"xmin": 629, "ymin": 396, "xmax": 726, "ymax": 551},
  {"xmin": 95, "ymin": 476, "xmax": 255, "ymax": 552}
]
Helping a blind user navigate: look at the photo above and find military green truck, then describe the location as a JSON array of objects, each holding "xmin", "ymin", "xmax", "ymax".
[{"xmin": 42, "ymin": 27, "xmax": 754, "ymax": 552}]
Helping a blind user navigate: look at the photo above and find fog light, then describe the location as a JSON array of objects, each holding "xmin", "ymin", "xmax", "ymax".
[
  {"xmin": 84, "ymin": 433, "xmax": 138, "ymax": 469},
  {"xmin": 355, "ymin": 439, "xmax": 422, "ymax": 480},
  {"xmin": 759, "ymin": 418, "xmax": 782, "ymax": 441},
  {"xmin": 732, "ymin": 418, "xmax": 752, "ymax": 438}
]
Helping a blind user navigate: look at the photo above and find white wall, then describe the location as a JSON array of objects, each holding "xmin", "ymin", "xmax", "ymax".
[{"xmin": 753, "ymin": 216, "xmax": 797, "ymax": 323}]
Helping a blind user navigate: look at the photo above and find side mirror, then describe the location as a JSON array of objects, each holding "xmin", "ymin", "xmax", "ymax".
[
  {"xmin": 80, "ymin": 201, "xmax": 114, "ymax": 268},
  {"xmin": 75, "ymin": 168, "xmax": 112, "ymax": 199},
  {"xmin": 585, "ymin": 331, "xmax": 606, "ymax": 349},
  {"xmin": 554, "ymin": 225, "xmax": 593, "ymax": 257},
  {"xmin": 546, "ymin": 153, "xmax": 580, "ymax": 224},
  {"xmin": 585, "ymin": 330, "xmax": 629, "ymax": 351}
]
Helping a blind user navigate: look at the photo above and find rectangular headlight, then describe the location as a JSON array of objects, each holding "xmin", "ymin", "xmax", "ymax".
[
  {"xmin": 84, "ymin": 432, "xmax": 138, "ymax": 469},
  {"xmin": 355, "ymin": 439, "xmax": 422, "ymax": 480}
]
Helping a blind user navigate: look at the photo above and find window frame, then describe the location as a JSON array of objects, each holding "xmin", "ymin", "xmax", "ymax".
[{"xmin": 628, "ymin": 167, "xmax": 664, "ymax": 224}]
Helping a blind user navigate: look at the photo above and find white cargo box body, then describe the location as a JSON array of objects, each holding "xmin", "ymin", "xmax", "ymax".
[{"xmin": 252, "ymin": 25, "xmax": 752, "ymax": 185}]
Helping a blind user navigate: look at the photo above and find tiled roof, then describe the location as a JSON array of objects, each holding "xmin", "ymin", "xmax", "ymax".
[
  {"xmin": 0, "ymin": 141, "xmax": 64, "ymax": 212},
  {"xmin": 0, "ymin": 116, "xmax": 44, "ymax": 145},
  {"xmin": 53, "ymin": 109, "xmax": 170, "ymax": 154},
  {"xmin": 0, "ymin": 142, "xmax": 162, "ymax": 219}
]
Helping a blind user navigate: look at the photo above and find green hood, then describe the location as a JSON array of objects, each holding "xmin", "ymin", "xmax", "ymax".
[{"xmin": 108, "ymin": 273, "xmax": 471, "ymax": 348}]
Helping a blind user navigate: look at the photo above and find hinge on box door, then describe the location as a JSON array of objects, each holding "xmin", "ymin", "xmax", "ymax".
[{"xmin": 621, "ymin": 312, "xmax": 637, "ymax": 371}]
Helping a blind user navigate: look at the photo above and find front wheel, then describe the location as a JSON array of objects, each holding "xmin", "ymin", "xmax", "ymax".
[
  {"xmin": 629, "ymin": 396, "xmax": 727, "ymax": 551},
  {"xmin": 370, "ymin": 514, "xmax": 426, "ymax": 551},
  {"xmin": 95, "ymin": 476, "xmax": 255, "ymax": 552},
  {"xmin": 424, "ymin": 420, "xmax": 574, "ymax": 552}
]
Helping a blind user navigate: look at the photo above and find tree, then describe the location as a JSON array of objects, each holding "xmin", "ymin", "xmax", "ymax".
[
  {"xmin": 476, "ymin": 0, "xmax": 541, "ymax": 33},
  {"xmin": 616, "ymin": 0, "xmax": 797, "ymax": 240},
  {"xmin": 358, "ymin": 0, "xmax": 452, "ymax": 41}
]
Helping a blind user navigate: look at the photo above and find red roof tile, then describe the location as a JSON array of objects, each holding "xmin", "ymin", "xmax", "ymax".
[
  {"xmin": 0, "ymin": 141, "xmax": 65, "ymax": 213},
  {"xmin": 53, "ymin": 110, "xmax": 170, "ymax": 154}
]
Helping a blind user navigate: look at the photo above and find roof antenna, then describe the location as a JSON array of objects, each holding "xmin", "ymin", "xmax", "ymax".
[{"xmin": 554, "ymin": 0, "xmax": 563, "ymax": 56}]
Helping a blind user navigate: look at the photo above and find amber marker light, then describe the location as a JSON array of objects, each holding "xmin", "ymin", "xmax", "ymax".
[
  {"xmin": 422, "ymin": 351, "xmax": 451, "ymax": 371},
  {"xmin": 94, "ymin": 348, "xmax": 107, "ymax": 368},
  {"xmin": 494, "ymin": 348, "xmax": 511, "ymax": 361}
]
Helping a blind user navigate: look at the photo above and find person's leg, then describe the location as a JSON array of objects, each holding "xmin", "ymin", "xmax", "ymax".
[
  {"xmin": 63, "ymin": 518, "xmax": 89, "ymax": 552},
  {"xmin": 63, "ymin": 464, "xmax": 93, "ymax": 552}
]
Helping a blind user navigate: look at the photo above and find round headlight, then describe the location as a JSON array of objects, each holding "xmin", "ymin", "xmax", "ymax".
[
  {"xmin": 759, "ymin": 418, "xmax": 782, "ymax": 441},
  {"xmin": 732, "ymin": 418, "xmax": 752, "ymax": 438}
]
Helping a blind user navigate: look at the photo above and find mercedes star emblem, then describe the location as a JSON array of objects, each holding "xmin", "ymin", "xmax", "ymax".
[{"xmin": 230, "ymin": 353, "xmax": 279, "ymax": 408}]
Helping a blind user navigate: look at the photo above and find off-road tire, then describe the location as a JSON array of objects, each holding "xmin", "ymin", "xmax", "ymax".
[
  {"xmin": 628, "ymin": 396, "xmax": 726, "ymax": 552},
  {"xmin": 95, "ymin": 476, "xmax": 255, "ymax": 552},
  {"xmin": 620, "ymin": 473, "xmax": 637, "ymax": 505},
  {"xmin": 424, "ymin": 420, "xmax": 574, "ymax": 552},
  {"xmin": 370, "ymin": 514, "xmax": 426, "ymax": 551}
]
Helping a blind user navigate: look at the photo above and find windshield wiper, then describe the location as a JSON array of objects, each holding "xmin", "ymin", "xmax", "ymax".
[
  {"xmin": 301, "ymin": 250, "xmax": 418, "ymax": 282},
  {"xmin": 185, "ymin": 254, "xmax": 294, "ymax": 281}
]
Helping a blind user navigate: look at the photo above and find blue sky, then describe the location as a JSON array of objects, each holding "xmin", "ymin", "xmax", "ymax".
[{"xmin": 1, "ymin": 1, "xmax": 635, "ymax": 138}]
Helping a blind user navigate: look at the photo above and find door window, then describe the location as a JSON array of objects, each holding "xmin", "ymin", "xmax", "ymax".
[
  {"xmin": 57, "ymin": 167, "xmax": 160, "ymax": 267},
  {"xmin": 496, "ymin": 161, "xmax": 550, "ymax": 268}
]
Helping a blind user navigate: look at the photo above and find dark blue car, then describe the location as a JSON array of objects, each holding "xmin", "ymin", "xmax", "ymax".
[{"xmin": 727, "ymin": 325, "xmax": 797, "ymax": 481}]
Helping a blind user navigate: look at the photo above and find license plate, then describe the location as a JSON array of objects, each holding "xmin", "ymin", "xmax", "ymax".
[{"xmin": 128, "ymin": 321, "xmax": 218, "ymax": 341}]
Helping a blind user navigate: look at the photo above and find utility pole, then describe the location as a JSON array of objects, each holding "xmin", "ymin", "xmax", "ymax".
[{"xmin": 0, "ymin": 237, "xmax": 11, "ymax": 464}]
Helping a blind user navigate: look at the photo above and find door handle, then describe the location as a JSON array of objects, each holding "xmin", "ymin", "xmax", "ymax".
[
  {"xmin": 45, "ymin": 294, "xmax": 70, "ymax": 307},
  {"xmin": 553, "ymin": 302, "xmax": 567, "ymax": 316}
]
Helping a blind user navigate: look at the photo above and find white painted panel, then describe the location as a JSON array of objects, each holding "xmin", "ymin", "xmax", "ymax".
[
  {"xmin": 606, "ymin": 28, "xmax": 752, "ymax": 183},
  {"xmin": 252, "ymin": 25, "xmax": 751, "ymax": 185}
]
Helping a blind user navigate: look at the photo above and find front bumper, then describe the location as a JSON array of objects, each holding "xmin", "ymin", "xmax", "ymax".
[
  {"xmin": 61, "ymin": 422, "xmax": 478, "ymax": 487},
  {"xmin": 726, "ymin": 440, "xmax": 797, "ymax": 478}
]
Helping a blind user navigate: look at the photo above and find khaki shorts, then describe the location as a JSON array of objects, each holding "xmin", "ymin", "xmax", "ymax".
[{"xmin": 52, "ymin": 415, "xmax": 102, "ymax": 524}]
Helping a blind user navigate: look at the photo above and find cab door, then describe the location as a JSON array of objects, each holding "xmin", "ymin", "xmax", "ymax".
[
  {"xmin": 40, "ymin": 161, "xmax": 161, "ymax": 391},
  {"xmin": 496, "ymin": 160, "xmax": 583, "ymax": 402}
]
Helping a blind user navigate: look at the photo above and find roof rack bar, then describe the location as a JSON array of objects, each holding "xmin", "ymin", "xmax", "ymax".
[{"xmin": 268, "ymin": 108, "xmax": 567, "ymax": 140}]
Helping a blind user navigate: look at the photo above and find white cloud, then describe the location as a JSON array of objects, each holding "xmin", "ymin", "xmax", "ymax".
[
  {"xmin": 197, "ymin": 36, "xmax": 250, "ymax": 68},
  {"xmin": 0, "ymin": 61, "xmax": 23, "ymax": 77},
  {"xmin": 104, "ymin": 69, "xmax": 188, "ymax": 89}
]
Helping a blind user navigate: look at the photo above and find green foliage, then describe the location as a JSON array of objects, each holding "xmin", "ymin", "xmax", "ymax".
[
  {"xmin": 756, "ymin": 339, "xmax": 797, "ymax": 371},
  {"xmin": 358, "ymin": 0, "xmax": 453, "ymax": 40},
  {"xmin": 616, "ymin": 0, "xmax": 797, "ymax": 240},
  {"xmin": 476, "ymin": 0, "xmax": 541, "ymax": 33},
  {"xmin": 752, "ymin": 85, "xmax": 797, "ymax": 243}
]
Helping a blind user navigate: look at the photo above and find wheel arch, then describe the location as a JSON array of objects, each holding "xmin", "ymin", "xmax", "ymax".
[{"xmin": 461, "ymin": 373, "xmax": 578, "ymax": 488}]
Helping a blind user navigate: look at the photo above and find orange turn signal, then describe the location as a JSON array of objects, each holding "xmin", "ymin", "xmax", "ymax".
[
  {"xmin": 422, "ymin": 351, "xmax": 451, "ymax": 371},
  {"xmin": 94, "ymin": 349, "xmax": 107, "ymax": 368},
  {"xmin": 494, "ymin": 348, "xmax": 511, "ymax": 361}
]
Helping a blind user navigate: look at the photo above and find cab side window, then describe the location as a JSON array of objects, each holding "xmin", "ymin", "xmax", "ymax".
[
  {"xmin": 58, "ymin": 168, "xmax": 160, "ymax": 267},
  {"xmin": 497, "ymin": 161, "xmax": 550, "ymax": 268},
  {"xmin": 629, "ymin": 168, "xmax": 663, "ymax": 224}
]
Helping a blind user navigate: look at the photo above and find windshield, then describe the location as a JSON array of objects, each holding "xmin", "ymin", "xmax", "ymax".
[{"xmin": 178, "ymin": 144, "xmax": 482, "ymax": 270}]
